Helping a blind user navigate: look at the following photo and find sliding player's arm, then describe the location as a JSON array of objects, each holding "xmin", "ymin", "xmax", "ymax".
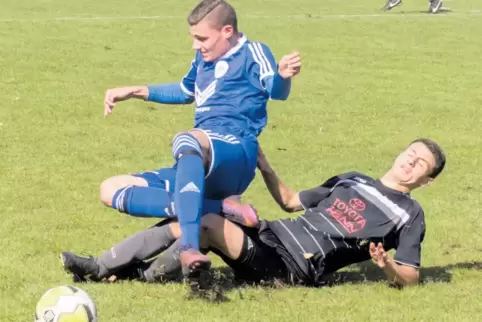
[
  {"xmin": 257, "ymin": 146, "xmax": 339, "ymax": 213},
  {"xmin": 245, "ymin": 43, "xmax": 301, "ymax": 101},
  {"xmin": 256, "ymin": 146, "xmax": 302, "ymax": 213},
  {"xmin": 104, "ymin": 53, "xmax": 199, "ymax": 116},
  {"xmin": 258, "ymin": 146, "xmax": 360, "ymax": 213},
  {"xmin": 370, "ymin": 210, "xmax": 425, "ymax": 287}
]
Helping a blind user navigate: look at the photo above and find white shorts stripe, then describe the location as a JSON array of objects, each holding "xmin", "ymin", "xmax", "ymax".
[
  {"xmin": 302, "ymin": 226, "xmax": 326, "ymax": 257},
  {"xmin": 210, "ymin": 137, "xmax": 241, "ymax": 144},
  {"xmin": 203, "ymin": 130, "xmax": 241, "ymax": 144},
  {"xmin": 277, "ymin": 220, "xmax": 307, "ymax": 253}
]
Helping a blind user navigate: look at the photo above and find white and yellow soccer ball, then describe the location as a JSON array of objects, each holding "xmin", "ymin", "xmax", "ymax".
[{"xmin": 34, "ymin": 285, "xmax": 97, "ymax": 322}]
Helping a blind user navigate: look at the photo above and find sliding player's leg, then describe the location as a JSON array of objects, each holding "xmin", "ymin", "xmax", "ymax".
[
  {"xmin": 61, "ymin": 219, "xmax": 179, "ymax": 281},
  {"xmin": 199, "ymin": 214, "xmax": 288, "ymax": 283}
]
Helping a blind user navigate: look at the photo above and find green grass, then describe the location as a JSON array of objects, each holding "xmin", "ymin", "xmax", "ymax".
[{"xmin": 1, "ymin": 0, "xmax": 482, "ymax": 321}]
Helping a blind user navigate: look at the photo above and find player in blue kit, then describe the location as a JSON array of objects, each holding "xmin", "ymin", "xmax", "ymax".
[{"xmin": 98, "ymin": 0, "xmax": 301, "ymax": 281}]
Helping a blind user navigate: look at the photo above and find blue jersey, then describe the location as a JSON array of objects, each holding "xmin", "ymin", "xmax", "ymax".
[{"xmin": 179, "ymin": 34, "xmax": 284, "ymax": 137}]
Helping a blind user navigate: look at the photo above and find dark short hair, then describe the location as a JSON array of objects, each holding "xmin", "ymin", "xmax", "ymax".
[
  {"xmin": 187, "ymin": 0, "xmax": 238, "ymax": 32},
  {"xmin": 411, "ymin": 138, "xmax": 446, "ymax": 178}
]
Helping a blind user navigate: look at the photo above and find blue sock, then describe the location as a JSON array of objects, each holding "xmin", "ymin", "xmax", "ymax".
[
  {"xmin": 172, "ymin": 133, "xmax": 205, "ymax": 250},
  {"xmin": 112, "ymin": 186, "xmax": 174, "ymax": 218}
]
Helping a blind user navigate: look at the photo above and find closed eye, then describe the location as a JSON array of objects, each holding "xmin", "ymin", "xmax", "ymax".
[
  {"xmin": 418, "ymin": 160, "xmax": 427, "ymax": 169},
  {"xmin": 194, "ymin": 35, "xmax": 208, "ymax": 42}
]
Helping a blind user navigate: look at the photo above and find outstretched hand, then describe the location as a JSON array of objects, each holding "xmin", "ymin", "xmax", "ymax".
[
  {"xmin": 369, "ymin": 242, "xmax": 389, "ymax": 269},
  {"xmin": 104, "ymin": 86, "xmax": 148, "ymax": 116},
  {"xmin": 278, "ymin": 52, "xmax": 302, "ymax": 79}
]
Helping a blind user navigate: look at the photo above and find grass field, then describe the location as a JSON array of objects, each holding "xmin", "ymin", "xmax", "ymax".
[{"xmin": 1, "ymin": 0, "xmax": 482, "ymax": 321}]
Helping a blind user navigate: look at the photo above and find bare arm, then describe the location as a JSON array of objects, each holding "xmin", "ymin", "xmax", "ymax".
[
  {"xmin": 257, "ymin": 146, "xmax": 303, "ymax": 213},
  {"xmin": 370, "ymin": 242, "xmax": 419, "ymax": 287},
  {"xmin": 120, "ymin": 86, "xmax": 149, "ymax": 100},
  {"xmin": 383, "ymin": 261, "xmax": 419, "ymax": 286}
]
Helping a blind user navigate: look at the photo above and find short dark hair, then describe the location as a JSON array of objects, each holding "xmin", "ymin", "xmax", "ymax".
[
  {"xmin": 411, "ymin": 138, "xmax": 446, "ymax": 178},
  {"xmin": 187, "ymin": 0, "xmax": 238, "ymax": 32}
]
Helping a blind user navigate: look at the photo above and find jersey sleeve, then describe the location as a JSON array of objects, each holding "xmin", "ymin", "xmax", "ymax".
[
  {"xmin": 180, "ymin": 51, "xmax": 200, "ymax": 97},
  {"xmin": 393, "ymin": 208, "xmax": 426, "ymax": 268},
  {"xmin": 298, "ymin": 172, "xmax": 359, "ymax": 209},
  {"xmin": 146, "ymin": 83, "xmax": 194, "ymax": 105},
  {"xmin": 245, "ymin": 42, "xmax": 276, "ymax": 92}
]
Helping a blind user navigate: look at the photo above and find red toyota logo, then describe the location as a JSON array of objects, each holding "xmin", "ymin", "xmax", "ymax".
[{"xmin": 349, "ymin": 198, "xmax": 366, "ymax": 211}]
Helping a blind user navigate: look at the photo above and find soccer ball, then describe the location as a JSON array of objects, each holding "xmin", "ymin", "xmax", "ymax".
[{"xmin": 34, "ymin": 285, "xmax": 97, "ymax": 322}]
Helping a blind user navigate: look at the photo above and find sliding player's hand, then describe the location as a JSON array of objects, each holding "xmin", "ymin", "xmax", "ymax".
[
  {"xmin": 278, "ymin": 52, "xmax": 302, "ymax": 79},
  {"xmin": 369, "ymin": 242, "xmax": 389, "ymax": 269}
]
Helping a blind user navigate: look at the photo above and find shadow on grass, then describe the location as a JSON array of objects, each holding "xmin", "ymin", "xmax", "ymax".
[
  {"xmin": 98, "ymin": 260, "xmax": 482, "ymax": 303},
  {"xmin": 195, "ymin": 260, "xmax": 482, "ymax": 301},
  {"xmin": 320, "ymin": 261, "xmax": 482, "ymax": 287}
]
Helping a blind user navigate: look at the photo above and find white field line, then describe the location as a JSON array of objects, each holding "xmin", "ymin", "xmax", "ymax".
[{"xmin": 0, "ymin": 10, "xmax": 481, "ymax": 23}]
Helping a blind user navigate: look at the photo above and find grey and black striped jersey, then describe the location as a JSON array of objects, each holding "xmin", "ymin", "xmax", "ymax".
[{"xmin": 268, "ymin": 172, "xmax": 425, "ymax": 284}]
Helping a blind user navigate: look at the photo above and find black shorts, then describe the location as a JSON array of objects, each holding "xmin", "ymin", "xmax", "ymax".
[{"xmin": 211, "ymin": 221, "xmax": 295, "ymax": 284}]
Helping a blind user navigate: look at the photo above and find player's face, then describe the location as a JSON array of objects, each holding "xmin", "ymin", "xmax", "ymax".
[
  {"xmin": 190, "ymin": 19, "xmax": 234, "ymax": 62},
  {"xmin": 390, "ymin": 142, "xmax": 437, "ymax": 188}
]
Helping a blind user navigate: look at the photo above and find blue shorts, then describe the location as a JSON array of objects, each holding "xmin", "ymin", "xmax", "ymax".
[
  {"xmin": 200, "ymin": 127, "xmax": 258, "ymax": 199},
  {"xmin": 133, "ymin": 126, "xmax": 258, "ymax": 214}
]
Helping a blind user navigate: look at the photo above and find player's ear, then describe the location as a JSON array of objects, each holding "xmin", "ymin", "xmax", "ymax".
[
  {"xmin": 419, "ymin": 176, "xmax": 433, "ymax": 188},
  {"xmin": 221, "ymin": 25, "xmax": 234, "ymax": 39}
]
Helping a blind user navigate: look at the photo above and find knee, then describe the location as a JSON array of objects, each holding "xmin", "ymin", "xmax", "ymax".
[
  {"xmin": 99, "ymin": 178, "xmax": 117, "ymax": 207},
  {"xmin": 200, "ymin": 213, "xmax": 223, "ymax": 234},
  {"xmin": 99, "ymin": 175, "xmax": 147, "ymax": 207},
  {"xmin": 200, "ymin": 214, "xmax": 220, "ymax": 249}
]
